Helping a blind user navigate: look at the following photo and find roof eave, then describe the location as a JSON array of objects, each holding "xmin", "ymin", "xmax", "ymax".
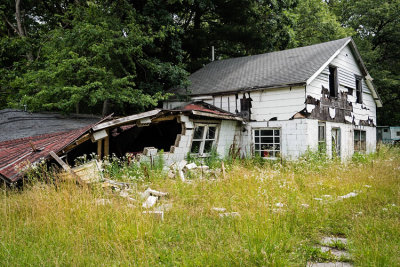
[
  {"xmin": 306, "ymin": 38, "xmax": 352, "ymax": 86},
  {"xmin": 185, "ymin": 82, "xmax": 307, "ymax": 97}
]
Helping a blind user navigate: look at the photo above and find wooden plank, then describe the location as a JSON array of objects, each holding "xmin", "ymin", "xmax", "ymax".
[
  {"xmin": 49, "ymin": 151, "xmax": 85, "ymax": 186},
  {"xmin": 92, "ymin": 109, "xmax": 161, "ymax": 131},
  {"xmin": 97, "ymin": 140, "xmax": 102, "ymax": 159},
  {"xmin": 191, "ymin": 110, "xmax": 243, "ymax": 121},
  {"xmin": 152, "ymin": 115, "xmax": 176, "ymax": 122},
  {"xmin": 62, "ymin": 133, "xmax": 90, "ymax": 153},
  {"xmin": 104, "ymin": 135, "xmax": 109, "ymax": 157}
]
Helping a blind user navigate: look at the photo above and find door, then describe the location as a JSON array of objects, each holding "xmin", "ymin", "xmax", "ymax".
[{"xmin": 332, "ymin": 128, "xmax": 341, "ymax": 158}]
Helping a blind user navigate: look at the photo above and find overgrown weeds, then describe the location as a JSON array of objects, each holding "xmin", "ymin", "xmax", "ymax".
[{"xmin": 1, "ymin": 146, "xmax": 399, "ymax": 266}]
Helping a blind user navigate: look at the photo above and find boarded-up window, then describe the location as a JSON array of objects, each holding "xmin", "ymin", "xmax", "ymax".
[
  {"xmin": 329, "ymin": 66, "xmax": 338, "ymax": 97},
  {"xmin": 254, "ymin": 129, "xmax": 280, "ymax": 158},
  {"xmin": 190, "ymin": 124, "xmax": 218, "ymax": 155},
  {"xmin": 355, "ymin": 76, "xmax": 362, "ymax": 104},
  {"xmin": 354, "ymin": 130, "xmax": 366, "ymax": 153}
]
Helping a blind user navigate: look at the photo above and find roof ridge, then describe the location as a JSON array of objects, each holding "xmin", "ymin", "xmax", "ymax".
[{"xmin": 204, "ymin": 37, "xmax": 352, "ymax": 66}]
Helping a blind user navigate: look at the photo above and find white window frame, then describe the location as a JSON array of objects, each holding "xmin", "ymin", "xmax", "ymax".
[
  {"xmin": 190, "ymin": 124, "xmax": 219, "ymax": 156},
  {"xmin": 354, "ymin": 129, "xmax": 366, "ymax": 153},
  {"xmin": 253, "ymin": 128, "xmax": 281, "ymax": 159}
]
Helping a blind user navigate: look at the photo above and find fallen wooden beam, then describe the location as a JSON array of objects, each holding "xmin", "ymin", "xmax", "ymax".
[{"xmin": 49, "ymin": 151, "xmax": 86, "ymax": 186}]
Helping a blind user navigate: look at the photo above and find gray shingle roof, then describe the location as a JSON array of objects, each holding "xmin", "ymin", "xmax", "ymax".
[
  {"xmin": 0, "ymin": 109, "xmax": 100, "ymax": 142},
  {"xmin": 173, "ymin": 37, "xmax": 351, "ymax": 96}
]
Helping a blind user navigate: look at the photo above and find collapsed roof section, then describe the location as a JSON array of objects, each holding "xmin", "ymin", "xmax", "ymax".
[{"xmin": 0, "ymin": 102, "xmax": 242, "ymax": 184}]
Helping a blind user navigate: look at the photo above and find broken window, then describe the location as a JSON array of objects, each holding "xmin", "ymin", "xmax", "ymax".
[
  {"xmin": 254, "ymin": 129, "xmax": 281, "ymax": 158},
  {"xmin": 354, "ymin": 130, "xmax": 366, "ymax": 153},
  {"xmin": 240, "ymin": 93, "xmax": 252, "ymax": 120},
  {"xmin": 318, "ymin": 123, "xmax": 326, "ymax": 152},
  {"xmin": 329, "ymin": 66, "xmax": 338, "ymax": 98},
  {"xmin": 190, "ymin": 124, "xmax": 218, "ymax": 155},
  {"xmin": 355, "ymin": 76, "xmax": 362, "ymax": 104}
]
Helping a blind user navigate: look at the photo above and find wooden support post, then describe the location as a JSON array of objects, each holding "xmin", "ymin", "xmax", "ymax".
[
  {"xmin": 97, "ymin": 139, "xmax": 103, "ymax": 159},
  {"xmin": 104, "ymin": 132, "xmax": 109, "ymax": 158}
]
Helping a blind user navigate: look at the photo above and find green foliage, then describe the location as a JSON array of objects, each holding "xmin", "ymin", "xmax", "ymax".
[
  {"xmin": 0, "ymin": 0, "xmax": 399, "ymax": 125},
  {"xmin": 289, "ymin": 0, "xmax": 354, "ymax": 47}
]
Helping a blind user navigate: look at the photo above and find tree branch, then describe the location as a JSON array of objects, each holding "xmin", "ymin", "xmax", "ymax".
[{"xmin": 3, "ymin": 16, "xmax": 18, "ymax": 34}]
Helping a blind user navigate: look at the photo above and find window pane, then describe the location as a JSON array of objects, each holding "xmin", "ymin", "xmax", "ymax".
[
  {"xmin": 262, "ymin": 144, "xmax": 274, "ymax": 150},
  {"xmin": 318, "ymin": 126, "xmax": 325, "ymax": 141},
  {"xmin": 361, "ymin": 131, "xmax": 366, "ymax": 141},
  {"xmin": 261, "ymin": 130, "xmax": 273, "ymax": 136},
  {"xmin": 261, "ymin": 137, "xmax": 273, "ymax": 143},
  {"xmin": 274, "ymin": 137, "xmax": 280, "ymax": 143},
  {"xmin": 255, "ymin": 130, "xmax": 260, "ymax": 136},
  {"xmin": 191, "ymin": 141, "xmax": 202, "ymax": 153},
  {"xmin": 361, "ymin": 141, "xmax": 366, "ymax": 151},
  {"xmin": 207, "ymin": 127, "xmax": 216, "ymax": 139},
  {"xmin": 354, "ymin": 141, "xmax": 360, "ymax": 151},
  {"xmin": 255, "ymin": 144, "xmax": 260, "ymax": 150},
  {"xmin": 255, "ymin": 137, "xmax": 260, "ymax": 143},
  {"xmin": 193, "ymin": 126, "xmax": 204, "ymax": 139},
  {"xmin": 354, "ymin": 130, "xmax": 360, "ymax": 140},
  {"xmin": 275, "ymin": 144, "xmax": 280, "ymax": 150},
  {"xmin": 274, "ymin": 130, "xmax": 280, "ymax": 136},
  {"xmin": 203, "ymin": 140, "xmax": 214, "ymax": 153}
]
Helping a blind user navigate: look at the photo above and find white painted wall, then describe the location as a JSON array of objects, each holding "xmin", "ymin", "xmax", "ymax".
[
  {"xmin": 243, "ymin": 119, "xmax": 318, "ymax": 160},
  {"xmin": 240, "ymin": 119, "xmax": 376, "ymax": 161}
]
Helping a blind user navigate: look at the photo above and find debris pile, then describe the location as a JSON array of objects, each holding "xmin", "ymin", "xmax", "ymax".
[{"xmin": 168, "ymin": 160, "xmax": 211, "ymax": 181}]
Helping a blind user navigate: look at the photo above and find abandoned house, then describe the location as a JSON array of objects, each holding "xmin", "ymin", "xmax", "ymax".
[
  {"xmin": 0, "ymin": 37, "xmax": 382, "ymax": 185},
  {"xmin": 166, "ymin": 37, "xmax": 382, "ymax": 159}
]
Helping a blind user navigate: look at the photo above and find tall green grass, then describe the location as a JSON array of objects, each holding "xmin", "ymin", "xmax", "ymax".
[{"xmin": 1, "ymin": 146, "xmax": 399, "ymax": 266}]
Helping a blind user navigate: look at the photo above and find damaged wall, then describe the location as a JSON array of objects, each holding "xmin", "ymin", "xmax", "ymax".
[
  {"xmin": 306, "ymin": 45, "xmax": 376, "ymax": 126},
  {"xmin": 164, "ymin": 86, "xmax": 306, "ymax": 122}
]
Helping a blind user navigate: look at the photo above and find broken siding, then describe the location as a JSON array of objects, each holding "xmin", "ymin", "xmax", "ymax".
[
  {"xmin": 201, "ymin": 87, "xmax": 305, "ymax": 121},
  {"xmin": 306, "ymin": 44, "xmax": 376, "ymax": 125}
]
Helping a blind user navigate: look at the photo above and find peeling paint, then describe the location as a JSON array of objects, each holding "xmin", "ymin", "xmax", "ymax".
[
  {"xmin": 302, "ymin": 85, "xmax": 374, "ymax": 127},
  {"xmin": 306, "ymin": 104, "xmax": 316, "ymax": 113},
  {"xmin": 329, "ymin": 107, "xmax": 336, "ymax": 119}
]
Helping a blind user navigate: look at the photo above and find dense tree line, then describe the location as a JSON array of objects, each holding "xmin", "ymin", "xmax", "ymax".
[{"xmin": 0, "ymin": 0, "xmax": 398, "ymax": 124}]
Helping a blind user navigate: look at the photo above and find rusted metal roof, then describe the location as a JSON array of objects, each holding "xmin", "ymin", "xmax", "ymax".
[
  {"xmin": 0, "ymin": 103, "xmax": 238, "ymax": 184},
  {"xmin": 181, "ymin": 103, "xmax": 227, "ymax": 115},
  {"xmin": 0, "ymin": 126, "xmax": 91, "ymax": 184}
]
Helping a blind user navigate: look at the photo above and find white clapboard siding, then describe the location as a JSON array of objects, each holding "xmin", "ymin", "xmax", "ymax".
[
  {"xmin": 250, "ymin": 87, "xmax": 305, "ymax": 121},
  {"xmin": 307, "ymin": 44, "xmax": 377, "ymax": 125}
]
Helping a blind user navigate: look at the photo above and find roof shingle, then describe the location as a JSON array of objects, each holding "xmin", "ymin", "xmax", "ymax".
[{"xmin": 172, "ymin": 37, "xmax": 351, "ymax": 96}]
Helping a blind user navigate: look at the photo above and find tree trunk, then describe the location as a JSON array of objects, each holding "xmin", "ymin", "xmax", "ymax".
[
  {"xmin": 75, "ymin": 102, "xmax": 80, "ymax": 114},
  {"xmin": 15, "ymin": 0, "xmax": 33, "ymax": 61},
  {"xmin": 102, "ymin": 99, "xmax": 110, "ymax": 117}
]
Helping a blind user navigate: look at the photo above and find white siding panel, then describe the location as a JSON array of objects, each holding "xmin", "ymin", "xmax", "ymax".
[{"xmin": 250, "ymin": 87, "xmax": 305, "ymax": 121}]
